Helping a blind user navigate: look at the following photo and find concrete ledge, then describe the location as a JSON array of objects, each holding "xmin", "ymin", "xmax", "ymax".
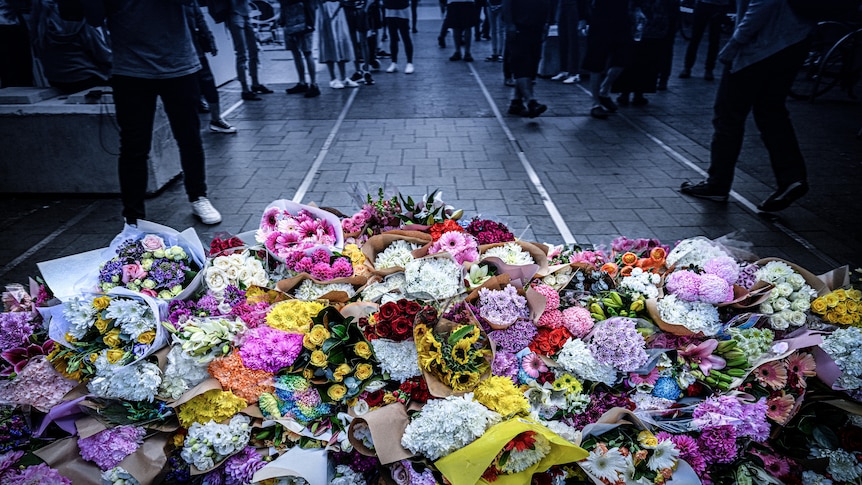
[
  {"xmin": 0, "ymin": 87, "xmax": 62, "ymax": 105},
  {"xmin": 0, "ymin": 90, "xmax": 181, "ymax": 195}
]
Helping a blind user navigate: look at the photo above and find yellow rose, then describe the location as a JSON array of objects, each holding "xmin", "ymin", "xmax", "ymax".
[
  {"xmin": 106, "ymin": 349, "xmax": 126, "ymax": 364},
  {"xmin": 333, "ymin": 363, "xmax": 351, "ymax": 382},
  {"xmin": 354, "ymin": 341, "xmax": 373, "ymax": 359},
  {"xmin": 834, "ymin": 289, "xmax": 847, "ymax": 301},
  {"xmin": 137, "ymin": 330, "xmax": 156, "ymax": 345},
  {"xmin": 355, "ymin": 363, "xmax": 373, "ymax": 380},
  {"xmin": 103, "ymin": 328, "xmax": 123, "ymax": 348},
  {"xmin": 302, "ymin": 333, "xmax": 318, "ymax": 351},
  {"xmin": 839, "ymin": 314, "xmax": 854, "ymax": 325},
  {"xmin": 834, "ymin": 304, "xmax": 847, "ymax": 316},
  {"xmin": 308, "ymin": 324, "xmax": 330, "ymax": 347},
  {"xmin": 94, "ymin": 317, "xmax": 110, "ymax": 334},
  {"xmin": 93, "ymin": 296, "xmax": 111, "ymax": 311},
  {"xmin": 327, "ymin": 384, "xmax": 347, "ymax": 401},
  {"xmin": 825, "ymin": 293, "xmax": 840, "ymax": 308},
  {"xmin": 846, "ymin": 300, "xmax": 858, "ymax": 313},
  {"xmin": 811, "ymin": 297, "xmax": 828, "ymax": 315},
  {"xmin": 310, "ymin": 350, "xmax": 328, "ymax": 367},
  {"xmin": 847, "ymin": 289, "xmax": 862, "ymax": 301},
  {"xmin": 89, "ymin": 353, "xmax": 99, "ymax": 363},
  {"xmin": 303, "ymin": 368, "xmax": 315, "ymax": 380},
  {"xmin": 638, "ymin": 430, "xmax": 659, "ymax": 448}
]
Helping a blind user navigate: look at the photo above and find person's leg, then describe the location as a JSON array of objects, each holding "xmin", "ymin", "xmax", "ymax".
[
  {"xmin": 388, "ymin": 20, "xmax": 400, "ymax": 64},
  {"xmin": 291, "ymin": 45, "xmax": 307, "ymax": 84},
  {"xmin": 489, "ymin": 7, "xmax": 502, "ymax": 57},
  {"xmin": 399, "ymin": 18, "xmax": 414, "ymax": 63},
  {"xmin": 682, "ymin": 3, "xmax": 710, "ymax": 75},
  {"xmin": 337, "ymin": 60, "xmax": 349, "ymax": 81},
  {"xmin": 599, "ymin": 66, "xmax": 623, "ymax": 98},
  {"xmin": 704, "ymin": 6, "xmax": 724, "ymax": 76},
  {"xmin": 326, "ymin": 61, "xmax": 337, "ymax": 81},
  {"xmin": 227, "ymin": 15, "xmax": 251, "ymax": 93},
  {"xmin": 452, "ymin": 27, "xmax": 464, "ymax": 58},
  {"xmin": 411, "ymin": 0, "xmax": 419, "ymax": 32},
  {"xmin": 463, "ymin": 24, "xmax": 473, "ymax": 60},
  {"xmin": 242, "ymin": 17, "xmax": 264, "ymax": 89},
  {"xmin": 159, "ymin": 74, "xmax": 208, "ymax": 203},
  {"xmin": 303, "ymin": 50, "xmax": 317, "ymax": 85},
  {"xmin": 197, "ymin": 56, "xmax": 222, "ymax": 123},
  {"xmin": 112, "ymin": 75, "xmax": 158, "ymax": 223},
  {"xmin": 706, "ymin": 65, "xmax": 757, "ymax": 193}
]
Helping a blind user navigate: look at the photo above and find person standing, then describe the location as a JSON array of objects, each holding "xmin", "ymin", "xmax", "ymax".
[
  {"xmin": 59, "ymin": 0, "xmax": 222, "ymax": 226},
  {"xmin": 0, "ymin": 0, "xmax": 33, "ymax": 88},
  {"xmin": 226, "ymin": 0, "xmax": 273, "ymax": 100},
  {"xmin": 383, "ymin": 0, "xmax": 414, "ymax": 73},
  {"xmin": 484, "ymin": 0, "xmax": 504, "ymax": 62},
  {"xmin": 280, "ymin": 0, "xmax": 321, "ymax": 97},
  {"xmin": 186, "ymin": 1, "xmax": 237, "ymax": 133},
  {"xmin": 678, "ymin": 0, "xmax": 731, "ymax": 81},
  {"xmin": 680, "ymin": 0, "xmax": 815, "ymax": 212},
  {"xmin": 446, "ymin": 0, "xmax": 479, "ymax": 61},
  {"xmin": 317, "ymin": 0, "xmax": 357, "ymax": 88},
  {"xmin": 549, "ymin": 0, "xmax": 586, "ymax": 84},
  {"xmin": 503, "ymin": 0, "xmax": 552, "ymax": 117},
  {"xmin": 581, "ymin": 0, "xmax": 633, "ymax": 119},
  {"xmin": 613, "ymin": 0, "xmax": 677, "ymax": 105}
]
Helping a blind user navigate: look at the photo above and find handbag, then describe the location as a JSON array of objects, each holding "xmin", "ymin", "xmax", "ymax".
[{"xmin": 282, "ymin": 2, "xmax": 307, "ymax": 35}]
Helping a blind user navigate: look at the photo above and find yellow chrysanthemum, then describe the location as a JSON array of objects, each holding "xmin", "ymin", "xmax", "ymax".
[
  {"xmin": 342, "ymin": 244, "xmax": 366, "ymax": 266},
  {"xmin": 92, "ymin": 296, "xmax": 111, "ymax": 311},
  {"xmin": 474, "ymin": 375, "xmax": 529, "ymax": 416},
  {"xmin": 553, "ymin": 373, "xmax": 583, "ymax": 394},
  {"xmin": 177, "ymin": 389, "xmax": 248, "ymax": 428},
  {"xmin": 266, "ymin": 300, "xmax": 325, "ymax": 333}
]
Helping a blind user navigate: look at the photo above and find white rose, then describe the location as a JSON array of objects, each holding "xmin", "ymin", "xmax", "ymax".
[
  {"xmin": 775, "ymin": 282, "xmax": 794, "ymax": 298},
  {"xmin": 788, "ymin": 310, "xmax": 807, "ymax": 326},
  {"xmin": 227, "ymin": 253, "xmax": 246, "ymax": 269},
  {"xmin": 760, "ymin": 302, "xmax": 774, "ymax": 314},
  {"xmin": 237, "ymin": 267, "xmax": 254, "ymax": 286},
  {"xmin": 252, "ymin": 269, "xmax": 269, "ymax": 286},
  {"xmin": 218, "ymin": 302, "xmax": 232, "ymax": 315},
  {"xmin": 224, "ymin": 264, "xmax": 240, "ymax": 281},
  {"xmin": 772, "ymin": 297, "xmax": 791, "ymax": 312},
  {"xmin": 212, "ymin": 256, "xmax": 232, "ymax": 271},
  {"xmin": 205, "ymin": 267, "xmax": 229, "ymax": 293},
  {"xmin": 787, "ymin": 273, "xmax": 806, "ymax": 290},
  {"xmin": 770, "ymin": 312, "xmax": 790, "ymax": 330},
  {"xmin": 791, "ymin": 297, "xmax": 810, "ymax": 312}
]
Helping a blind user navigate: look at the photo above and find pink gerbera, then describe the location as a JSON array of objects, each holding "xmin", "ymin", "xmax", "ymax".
[
  {"xmin": 761, "ymin": 454, "xmax": 791, "ymax": 478},
  {"xmin": 436, "ymin": 231, "xmax": 468, "ymax": 254},
  {"xmin": 754, "ymin": 361, "xmax": 788, "ymax": 390},
  {"xmin": 260, "ymin": 208, "xmax": 281, "ymax": 232},
  {"xmin": 786, "ymin": 352, "xmax": 816, "ymax": 388},
  {"xmin": 521, "ymin": 352, "xmax": 548, "ymax": 378},
  {"xmin": 628, "ymin": 367, "xmax": 660, "ymax": 386},
  {"xmin": 766, "ymin": 392, "xmax": 796, "ymax": 424}
]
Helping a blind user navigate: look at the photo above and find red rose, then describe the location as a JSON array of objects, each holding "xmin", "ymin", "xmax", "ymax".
[
  {"xmin": 375, "ymin": 320, "xmax": 393, "ymax": 339},
  {"xmin": 391, "ymin": 317, "xmax": 412, "ymax": 340},
  {"xmin": 378, "ymin": 302, "xmax": 399, "ymax": 322},
  {"xmin": 548, "ymin": 328, "xmax": 572, "ymax": 351},
  {"xmin": 403, "ymin": 300, "xmax": 422, "ymax": 317},
  {"xmin": 362, "ymin": 389, "xmax": 385, "ymax": 407}
]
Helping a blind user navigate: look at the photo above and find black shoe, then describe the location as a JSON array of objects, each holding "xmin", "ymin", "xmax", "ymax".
[
  {"xmin": 526, "ymin": 99, "xmax": 547, "ymax": 118},
  {"xmin": 590, "ymin": 106, "xmax": 609, "ymax": 119},
  {"xmin": 286, "ymin": 82, "xmax": 308, "ymax": 94},
  {"xmin": 680, "ymin": 180, "xmax": 729, "ymax": 202},
  {"xmin": 679, "ymin": 69, "xmax": 691, "ymax": 79},
  {"xmin": 369, "ymin": 59, "xmax": 381, "ymax": 70},
  {"xmin": 598, "ymin": 96, "xmax": 618, "ymax": 113},
  {"xmin": 363, "ymin": 72, "xmax": 375, "ymax": 85},
  {"xmin": 251, "ymin": 84, "xmax": 273, "ymax": 94},
  {"xmin": 757, "ymin": 181, "xmax": 808, "ymax": 212},
  {"xmin": 304, "ymin": 84, "xmax": 321, "ymax": 98},
  {"xmin": 412, "ymin": 27, "xmax": 418, "ymax": 33},
  {"xmin": 377, "ymin": 49, "xmax": 390, "ymax": 58},
  {"xmin": 508, "ymin": 100, "xmax": 526, "ymax": 116},
  {"xmin": 198, "ymin": 99, "xmax": 210, "ymax": 113},
  {"xmin": 704, "ymin": 70, "xmax": 715, "ymax": 81},
  {"xmin": 485, "ymin": 54, "xmax": 500, "ymax": 62},
  {"xmin": 438, "ymin": 36, "xmax": 446, "ymax": 48},
  {"xmin": 463, "ymin": 54, "xmax": 474, "ymax": 62},
  {"xmin": 632, "ymin": 95, "xmax": 648, "ymax": 106},
  {"xmin": 616, "ymin": 94, "xmax": 630, "ymax": 107},
  {"xmin": 241, "ymin": 91, "xmax": 262, "ymax": 101},
  {"xmin": 449, "ymin": 52, "xmax": 462, "ymax": 61},
  {"xmin": 350, "ymin": 71, "xmax": 364, "ymax": 82}
]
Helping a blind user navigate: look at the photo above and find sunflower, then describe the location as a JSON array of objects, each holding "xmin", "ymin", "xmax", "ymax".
[
  {"xmin": 449, "ymin": 370, "xmax": 481, "ymax": 392},
  {"xmin": 450, "ymin": 338, "xmax": 473, "ymax": 366}
]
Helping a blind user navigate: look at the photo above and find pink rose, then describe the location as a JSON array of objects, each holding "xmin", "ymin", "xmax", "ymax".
[
  {"xmin": 140, "ymin": 234, "xmax": 166, "ymax": 252},
  {"xmin": 140, "ymin": 288, "xmax": 158, "ymax": 297},
  {"xmin": 389, "ymin": 460, "xmax": 411, "ymax": 485},
  {"xmin": 121, "ymin": 264, "xmax": 147, "ymax": 283}
]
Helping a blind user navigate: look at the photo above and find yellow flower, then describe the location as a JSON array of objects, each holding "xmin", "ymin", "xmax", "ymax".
[
  {"xmin": 177, "ymin": 389, "xmax": 247, "ymax": 428},
  {"xmin": 449, "ymin": 371, "xmax": 481, "ymax": 392},
  {"xmin": 355, "ymin": 363, "xmax": 373, "ymax": 380},
  {"xmin": 343, "ymin": 244, "xmax": 366, "ymax": 266},
  {"xmin": 92, "ymin": 296, "xmax": 111, "ymax": 311},
  {"xmin": 413, "ymin": 323, "xmax": 430, "ymax": 342},
  {"xmin": 333, "ymin": 363, "xmax": 352, "ymax": 382},
  {"xmin": 638, "ymin": 430, "xmax": 659, "ymax": 448},
  {"xmin": 811, "ymin": 297, "xmax": 828, "ymax": 315},
  {"xmin": 137, "ymin": 330, "xmax": 156, "ymax": 345},
  {"xmin": 834, "ymin": 289, "xmax": 847, "ymax": 301},
  {"xmin": 383, "ymin": 393, "xmax": 397, "ymax": 405},
  {"xmin": 327, "ymin": 384, "xmax": 347, "ymax": 401},
  {"xmin": 354, "ymin": 341, "xmax": 373, "ymax": 359},
  {"xmin": 103, "ymin": 328, "xmax": 122, "ymax": 348},
  {"xmin": 834, "ymin": 304, "xmax": 847, "ymax": 316},
  {"xmin": 839, "ymin": 314, "xmax": 854, "ymax": 325},
  {"xmin": 554, "ymin": 373, "xmax": 583, "ymax": 394},
  {"xmin": 303, "ymin": 368, "xmax": 315, "ymax": 380},
  {"xmin": 847, "ymin": 289, "xmax": 862, "ymax": 301},
  {"xmin": 106, "ymin": 349, "xmax": 126, "ymax": 364},
  {"xmin": 307, "ymin": 324, "xmax": 330, "ymax": 346},
  {"xmin": 474, "ymin": 375, "xmax": 529, "ymax": 416},
  {"xmin": 92, "ymin": 317, "xmax": 110, "ymax": 334},
  {"xmin": 451, "ymin": 339, "xmax": 473, "ymax": 365},
  {"xmin": 89, "ymin": 353, "xmax": 99, "ymax": 363},
  {"xmin": 846, "ymin": 300, "xmax": 858, "ymax": 313},
  {"xmin": 310, "ymin": 350, "xmax": 328, "ymax": 367},
  {"xmin": 65, "ymin": 332, "xmax": 77, "ymax": 343},
  {"xmin": 825, "ymin": 293, "xmax": 840, "ymax": 308},
  {"xmin": 171, "ymin": 433, "xmax": 185, "ymax": 448},
  {"xmin": 266, "ymin": 300, "xmax": 325, "ymax": 333}
]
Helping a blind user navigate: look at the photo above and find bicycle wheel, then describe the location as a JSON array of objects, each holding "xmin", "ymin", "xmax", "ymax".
[{"xmin": 790, "ymin": 21, "xmax": 852, "ymax": 100}]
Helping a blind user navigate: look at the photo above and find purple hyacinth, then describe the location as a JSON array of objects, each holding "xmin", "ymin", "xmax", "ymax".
[
  {"xmin": 98, "ymin": 259, "xmax": 124, "ymax": 284},
  {"xmin": 115, "ymin": 239, "xmax": 145, "ymax": 260}
]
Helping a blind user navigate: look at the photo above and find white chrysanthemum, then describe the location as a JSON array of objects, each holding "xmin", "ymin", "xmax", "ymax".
[
  {"xmin": 361, "ymin": 273, "xmax": 407, "ymax": 302},
  {"xmin": 482, "ymin": 242, "xmax": 535, "ymax": 266},
  {"xmin": 404, "ymin": 257, "xmax": 463, "ymax": 300},
  {"xmin": 376, "ymin": 240, "xmax": 420, "ymax": 269},
  {"xmin": 581, "ymin": 447, "xmax": 627, "ymax": 482},
  {"xmin": 294, "ymin": 279, "xmax": 356, "ymax": 301},
  {"xmin": 539, "ymin": 419, "xmax": 581, "ymax": 444},
  {"xmin": 647, "ymin": 440, "xmax": 679, "ymax": 471},
  {"xmin": 105, "ymin": 298, "xmax": 154, "ymax": 341},
  {"xmin": 618, "ymin": 267, "xmax": 660, "ymax": 300},
  {"xmin": 555, "ymin": 339, "xmax": 617, "ymax": 386},
  {"xmin": 801, "ymin": 471, "xmax": 834, "ymax": 485},
  {"xmin": 62, "ymin": 295, "xmax": 99, "ymax": 339},
  {"xmin": 657, "ymin": 294, "xmax": 722, "ymax": 335},
  {"xmin": 666, "ymin": 238, "xmax": 730, "ymax": 268},
  {"xmin": 371, "ymin": 339, "xmax": 421, "ymax": 382},
  {"xmin": 401, "ymin": 394, "xmax": 501, "ymax": 460},
  {"xmin": 158, "ymin": 345, "xmax": 210, "ymax": 399},
  {"xmin": 501, "ymin": 433, "xmax": 551, "ymax": 474},
  {"xmin": 331, "ymin": 465, "xmax": 365, "ymax": 485},
  {"xmin": 88, "ymin": 359, "xmax": 161, "ymax": 402}
]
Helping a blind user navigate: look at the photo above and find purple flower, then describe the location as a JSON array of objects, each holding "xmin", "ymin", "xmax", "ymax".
[
  {"xmin": 698, "ymin": 273, "xmax": 733, "ymax": 304},
  {"xmin": 562, "ymin": 306, "xmax": 594, "ymax": 338},
  {"xmin": 310, "ymin": 262, "xmax": 334, "ymax": 281},
  {"xmin": 238, "ymin": 326, "xmax": 304, "ymax": 372},
  {"xmin": 588, "ymin": 317, "xmax": 648, "ymax": 372},
  {"xmin": 0, "ymin": 411, "xmax": 32, "ymax": 452},
  {"xmin": 98, "ymin": 259, "xmax": 124, "ymax": 285},
  {"xmin": 116, "ymin": 239, "xmax": 145, "ymax": 261},
  {"xmin": 742, "ymin": 398, "xmax": 771, "ymax": 442},
  {"xmin": 488, "ymin": 318, "xmax": 537, "ymax": 353},
  {"xmin": 0, "ymin": 313, "xmax": 34, "ymax": 352},
  {"xmin": 331, "ymin": 258, "xmax": 354, "ymax": 278},
  {"xmin": 735, "ymin": 261, "xmax": 760, "ymax": 289},
  {"xmin": 491, "ymin": 351, "xmax": 520, "ymax": 382},
  {"xmin": 703, "ymin": 256, "xmax": 740, "ymax": 285},
  {"xmin": 224, "ymin": 446, "xmax": 266, "ymax": 485},
  {"xmin": 78, "ymin": 425, "xmax": 145, "ymax": 471},
  {"xmin": 665, "ymin": 270, "xmax": 700, "ymax": 301},
  {"xmin": 697, "ymin": 425, "xmax": 738, "ymax": 464},
  {"xmin": 1, "ymin": 463, "xmax": 71, "ymax": 485},
  {"xmin": 311, "ymin": 248, "xmax": 331, "ymax": 264},
  {"xmin": 294, "ymin": 256, "xmax": 314, "ymax": 274},
  {"xmin": 656, "ymin": 432, "xmax": 706, "ymax": 475}
]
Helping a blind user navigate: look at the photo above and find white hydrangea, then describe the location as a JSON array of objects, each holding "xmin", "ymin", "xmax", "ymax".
[
  {"xmin": 812, "ymin": 447, "xmax": 862, "ymax": 482},
  {"xmin": 618, "ymin": 267, "xmax": 661, "ymax": 299},
  {"xmin": 181, "ymin": 415, "xmax": 251, "ymax": 471},
  {"xmin": 666, "ymin": 238, "xmax": 731, "ymax": 269},
  {"xmin": 375, "ymin": 240, "xmax": 420, "ymax": 269},
  {"xmin": 482, "ymin": 242, "xmax": 535, "ymax": 266},
  {"xmin": 404, "ymin": 257, "xmax": 463, "ymax": 300},
  {"xmin": 101, "ymin": 466, "xmax": 141, "ymax": 485},
  {"xmin": 401, "ymin": 394, "xmax": 501, "ymax": 460},
  {"xmin": 371, "ymin": 338, "xmax": 421, "ymax": 382},
  {"xmin": 656, "ymin": 294, "xmax": 722, "ymax": 336},
  {"xmin": 330, "ymin": 465, "xmax": 365, "ymax": 485},
  {"xmin": 555, "ymin": 338, "xmax": 617, "ymax": 386},
  {"xmin": 158, "ymin": 345, "xmax": 210, "ymax": 400},
  {"xmin": 294, "ymin": 279, "xmax": 356, "ymax": 301},
  {"xmin": 821, "ymin": 327, "xmax": 862, "ymax": 390}
]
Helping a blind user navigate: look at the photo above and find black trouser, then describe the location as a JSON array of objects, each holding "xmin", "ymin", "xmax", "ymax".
[
  {"xmin": 387, "ymin": 17, "xmax": 413, "ymax": 63},
  {"xmin": 197, "ymin": 56, "xmax": 219, "ymax": 104},
  {"xmin": 707, "ymin": 41, "xmax": 808, "ymax": 193},
  {"xmin": 684, "ymin": 2, "xmax": 726, "ymax": 72},
  {"xmin": 113, "ymin": 73, "xmax": 207, "ymax": 223}
]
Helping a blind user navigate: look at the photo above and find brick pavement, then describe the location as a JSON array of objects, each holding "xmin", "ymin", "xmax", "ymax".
[{"xmin": 1, "ymin": 4, "xmax": 860, "ymax": 288}]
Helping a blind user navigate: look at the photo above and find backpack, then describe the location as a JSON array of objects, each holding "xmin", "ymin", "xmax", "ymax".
[{"xmin": 787, "ymin": 0, "xmax": 860, "ymax": 22}]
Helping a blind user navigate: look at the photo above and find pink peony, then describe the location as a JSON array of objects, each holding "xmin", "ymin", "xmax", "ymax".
[
  {"xmin": 698, "ymin": 273, "xmax": 733, "ymax": 304},
  {"xmin": 703, "ymin": 256, "xmax": 739, "ymax": 285}
]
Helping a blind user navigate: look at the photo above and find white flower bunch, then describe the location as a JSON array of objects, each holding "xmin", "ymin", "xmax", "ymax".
[
  {"xmin": 647, "ymin": 440, "xmax": 680, "ymax": 471},
  {"xmin": 88, "ymin": 358, "xmax": 162, "ymax": 402},
  {"xmin": 554, "ymin": 339, "xmax": 617, "ymax": 386},
  {"xmin": 401, "ymin": 394, "xmax": 502, "ymax": 460},
  {"xmin": 501, "ymin": 432, "xmax": 551, "ymax": 474},
  {"xmin": 104, "ymin": 297, "xmax": 155, "ymax": 341},
  {"xmin": 181, "ymin": 415, "xmax": 251, "ymax": 471},
  {"xmin": 371, "ymin": 338, "xmax": 421, "ymax": 382},
  {"xmin": 360, "ymin": 273, "xmax": 406, "ymax": 302},
  {"xmin": 205, "ymin": 251, "xmax": 268, "ymax": 295},
  {"xmin": 62, "ymin": 295, "xmax": 99, "ymax": 339},
  {"xmin": 375, "ymin": 240, "xmax": 420, "ymax": 269},
  {"xmin": 331, "ymin": 465, "xmax": 365, "ymax": 485},
  {"xmin": 756, "ymin": 261, "xmax": 816, "ymax": 330},
  {"xmin": 294, "ymin": 279, "xmax": 356, "ymax": 301},
  {"xmin": 524, "ymin": 380, "xmax": 591, "ymax": 419},
  {"xmin": 618, "ymin": 267, "xmax": 661, "ymax": 300},
  {"xmin": 821, "ymin": 327, "xmax": 862, "ymax": 390},
  {"xmin": 811, "ymin": 447, "xmax": 862, "ymax": 483},
  {"xmin": 538, "ymin": 419, "xmax": 581, "ymax": 444},
  {"xmin": 666, "ymin": 238, "xmax": 731, "ymax": 269},
  {"xmin": 482, "ymin": 242, "xmax": 535, "ymax": 266},
  {"xmin": 170, "ymin": 317, "xmax": 246, "ymax": 363},
  {"xmin": 101, "ymin": 466, "xmax": 141, "ymax": 485},
  {"xmin": 657, "ymin": 293, "xmax": 722, "ymax": 336},
  {"xmin": 158, "ymin": 345, "xmax": 210, "ymax": 399},
  {"xmin": 405, "ymin": 257, "xmax": 463, "ymax": 300}
]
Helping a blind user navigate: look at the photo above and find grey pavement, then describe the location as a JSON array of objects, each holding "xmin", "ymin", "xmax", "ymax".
[{"xmin": 1, "ymin": 5, "xmax": 861, "ymax": 288}]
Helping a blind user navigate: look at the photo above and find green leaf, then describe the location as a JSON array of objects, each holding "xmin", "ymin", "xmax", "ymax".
[
  {"xmin": 331, "ymin": 324, "xmax": 347, "ymax": 340},
  {"xmin": 812, "ymin": 425, "xmax": 840, "ymax": 449},
  {"xmin": 448, "ymin": 325, "xmax": 475, "ymax": 346}
]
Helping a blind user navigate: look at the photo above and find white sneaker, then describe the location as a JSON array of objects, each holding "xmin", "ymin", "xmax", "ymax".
[
  {"xmin": 191, "ymin": 197, "xmax": 222, "ymax": 224},
  {"xmin": 343, "ymin": 78, "xmax": 360, "ymax": 88},
  {"xmin": 386, "ymin": 62, "xmax": 398, "ymax": 73},
  {"xmin": 404, "ymin": 63, "xmax": 415, "ymax": 74},
  {"xmin": 209, "ymin": 119, "xmax": 237, "ymax": 134},
  {"xmin": 551, "ymin": 72, "xmax": 568, "ymax": 81},
  {"xmin": 329, "ymin": 79, "xmax": 345, "ymax": 89},
  {"xmin": 563, "ymin": 74, "xmax": 580, "ymax": 84}
]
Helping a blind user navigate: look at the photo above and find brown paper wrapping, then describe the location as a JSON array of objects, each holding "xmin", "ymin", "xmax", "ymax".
[
  {"xmin": 726, "ymin": 280, "xmax": 774, "ymax": 309},
  {"xmin": 276, "ymin": 274, "xmax": 368, "ymax": 303},
  {"xmin": 418, "ymin": 315, "xmax": 494, "ymax": 398},
  {"xmin": 645, "ymin": 298, "xmax": 702, "ymax": 337},
  {"xmin": 817, "ymin": 265, "xmax": 851, "ymax": 292},
  {"xmin": 755, "ymin": 257, "xmax": 830, "ymax": 296},
  {"xmin": 168, "ymin": 378, "xmax": 223, "ymax": 408},
  {"xmin": 361, "ymin": 231, "xmax": 434, "ymax": 276},
  {"xmin": 465, "ymin": 274, "xmax": 512, "ymax": 303},
  {"xmin": 479, "ymin": 241, "xmax": 550, "ymax": 277},
  {"xmin": 34, "ymin": 437, "xmax": 102, "ymax": 485},
  {"xmin": 348, "ymin": 403, "xmax": 415, "ymax": 464},
  {"xmin": 75, "ymin": 415, "xmax": 108, "ymax": 439},
  {"xmin": 118, "ymin": 432, "xmax": 170, "ymax": 485},
  {"xmin": 340, "ymin": 301, "xmax": 380, "ymax": 322}
]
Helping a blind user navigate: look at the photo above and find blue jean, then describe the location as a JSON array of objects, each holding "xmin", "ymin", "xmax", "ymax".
[
  {"xmin": 113, "ymin": 74, "xmax": 207, "ymax": 223},
  {"xmin": 228, "ymin": 14, "xmax": 260, "ymax": 91},
  {"xmin": 707, "ymin": 41, "xmax": 808, "ymax": 193}
]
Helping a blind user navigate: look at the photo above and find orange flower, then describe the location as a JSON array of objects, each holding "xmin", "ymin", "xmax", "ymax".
[
  {"xmin": 650, "ymin": 247, "xmax": 667, "ymax": 263},
  {"xmin": 601, "ymin": 262, "xmax": 619, "ymax": 278},
  {"xmin": 620, "ymin": 266, "xmax": 634, "ymax": 277},
  {"xmin": 621, "ymin": 252, "xmax": 638, "ymax": 266},
  {"xmin": 208, "ymin": 352, "xmax": 275, "ymax": 402}
]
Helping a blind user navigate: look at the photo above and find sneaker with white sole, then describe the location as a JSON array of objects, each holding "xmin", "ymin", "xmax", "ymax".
[
  {"xmin": 404, "ymin": 63, "xmax": 415, "ymax": 74},
  {"xmin": 343, "ymin": 78, "xmax": 360, "ymax": 88},
  {"xmin": 191, "ymin": 197, "xmax": 222, "ymax": 224},
  {"xmin": 330, "ymin": 79, "xmax": 345, "ymax": 89},
  {"xmin": 563, "ymin": 74, "xmax": 580, "ymax": 84},
  {"xmin": 550, "ymin": 72, "xmax": 568, "ymax": 81},
  {"xmin": 386, "ymin": 62, "xmax": 398, "ymax": 73},
  {"xmin": 209, "ymin": 119, "xmax": 237, "ymax": 134}
]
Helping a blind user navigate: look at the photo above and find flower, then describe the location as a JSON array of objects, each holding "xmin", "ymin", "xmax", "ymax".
[
  {"xmin": 821, "ymin": 327, "xmax": 862, "ymax": 389},
  {"xmin": 581, "ymin": 447, "xmax": 628, "ymax": 482},
  {"xmin": 178, "ymin": 389, "xmax": 248, "ymax": 428},
  {"xmin": 78, "ymin": 425, "xmax": 145, "ymax": 471},
  {"xmin": 404, "ymin": 257, "xmax": 463, "ymax": 300},
  {"xmin": 697, "ymin": 425, "xmax": 738, "ymax": 464},
  {"xmin": 478, "ymin": 286, "xmax": 530, "ymax": 328},
  {"xmin": 521, "ymin": 352, "xmax": 548, "ymax": 378},
  {"xmin": 473, "ymin": 375, "xmax": 530, "ymax": 416},
  {"xmin": 482, "ymin": 242, "xmax": 535, "ymax": 266},
  {"xmin": 754, "ymin": 361, "xmax": 788, "ymax": 390},
  {"xmin": 371, "ymin": 339, "xmax": 420, "ymax": 382},
  {"xmin": 238, "ymin": 326, "xmax": 303, "ymax": 373},
  {"xmin": 265, "ymin": 300, "xmax": 325, "ymax": 333},
  {"xmin": 587, "ymin": 317, "xmax": 648, "ymax": 372},
  {"xmin": 561, "ymin": 306, "xmax": 594, "ymax": 338},
  {"xmin": 647, "ymin": 440, "xmax": 679, "ymax": 471},
  {"xmin": 766, "ymin": 392, "xmax": 796, "ymax": 424},
  {"xmin": 375, "ymin": 239, "xmax": 420, "ymax": 269},
  {"xmin": 555, "ymin": 338, "xmax": 617, "ymax": 386},
  {"xmin": 786, "ymin": 351, "xmax": 816, "ymax": 387},
  {"xmin": 401, "ymin": 394, "xmax": 501, "ymax": 460},
  {"xmin": 656, "ymin": 294, "xmax": 722, "ymax": 336},
  {"xmin": 678, "ymin": 339, "xmax": 726, "ymax": 376},
  {"xmin": 181, "ymin": 415, "xmax": 251, "ymax": 471},
  {"xmin": 0, "ymin": 356, "xmax": 77, "ymax": 412}
]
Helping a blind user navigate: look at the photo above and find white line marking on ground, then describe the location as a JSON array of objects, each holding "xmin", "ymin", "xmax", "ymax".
[
  {"xmin": 292, "ymin": 88, "xmax": 359, "ymax": 204},
  {"xmin": 0, "ymin": 202, "xmax": 100, "ymax": 280},
  {"xmin": 220, "ymin": 100, "xmax": 243, "ymax": 118},
  {"xmin": 468, "ymin": 63, "xmax": 577, "ymax": 245}
]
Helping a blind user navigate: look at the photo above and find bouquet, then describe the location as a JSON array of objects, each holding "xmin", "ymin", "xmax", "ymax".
[
  {"xmin": 180, "ymin": 414, "xmax": 252, "ymax": 472},
  {"xmin": 203, "ymin": 250, "xmax": 269, "ymax": 297},
  {"xmin": 255, "ymin": 200, "xmax": 344, "ymax": 261},
  {"xmin": 755, "ymin": 260, "xmax": 817, "ymax": 330},
  {"xmin": 415, "ymin": 314, "xmax": 492, "ymax": 394}
]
